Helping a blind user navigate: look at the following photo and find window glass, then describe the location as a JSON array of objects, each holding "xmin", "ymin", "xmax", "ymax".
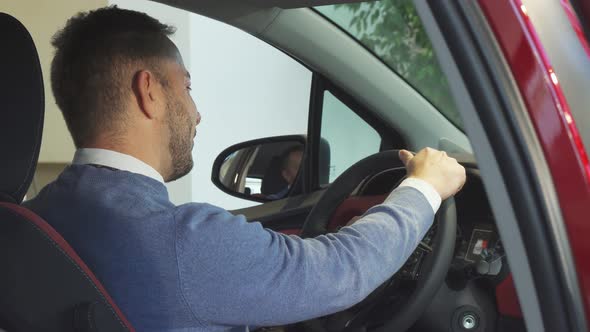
[
  {"xmin": 245, "ymin": 177, "xmax": 262, "ymax": 195},
  {"xmin": 315, "ymin": 0, "xmax": 462, "ymax": 130},
  {"xmin": 320, "ymin": 91, "xmax": 381, "ymax": 185}
]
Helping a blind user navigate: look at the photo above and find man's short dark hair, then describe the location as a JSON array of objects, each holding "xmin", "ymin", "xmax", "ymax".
[{"xmin": 51, "ymin": 6, "xmax": 177, "ymax": 147}]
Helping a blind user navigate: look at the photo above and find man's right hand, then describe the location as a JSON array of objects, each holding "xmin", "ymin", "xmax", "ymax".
[{"xmin": 399, "ymin": 148, "xmax": 466, "ymax": 200}]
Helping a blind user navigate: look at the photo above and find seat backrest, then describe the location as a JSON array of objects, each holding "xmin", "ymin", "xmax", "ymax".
[{"xmin": 0, "ymin": 12, "xmax": 134, "ymax": 332}]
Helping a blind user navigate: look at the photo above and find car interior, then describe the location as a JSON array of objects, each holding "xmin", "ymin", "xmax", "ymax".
[{"xmin": 0, "ymin": 1, "xmax": 536, "ymax": 331}]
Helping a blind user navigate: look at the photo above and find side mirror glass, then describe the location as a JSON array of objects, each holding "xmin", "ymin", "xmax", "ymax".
[{"xmin": 212, "ymin": 136, "xmax": 306, "ymax": 202}]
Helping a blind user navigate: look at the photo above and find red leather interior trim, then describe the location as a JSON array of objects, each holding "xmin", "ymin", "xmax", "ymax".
[
  {"xmin": 495, "ymin": 274, "xmax": 523, "ymax": 317},
  {"xmin": 0, "ymin": 202, "xmax": 135, "ymax": 331},
  {"xmin": 278, "ymin": 195, "xmax": 388, "ymax": 235},
  {"xmin": 329, "ymin": 195, "xmax": 387, "ymax": 230},
  {"xmin": 279, "ymin": 228, "xmax": 302, "ymax": 235}
]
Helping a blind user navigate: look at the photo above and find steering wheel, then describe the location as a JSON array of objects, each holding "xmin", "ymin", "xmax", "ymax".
[{"xmin": 300, "ymin": 150, "xmax": 456, "ymax": 331}]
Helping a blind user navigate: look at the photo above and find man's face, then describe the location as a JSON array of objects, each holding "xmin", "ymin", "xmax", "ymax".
[
  {"xmin": 160, "ymin": 57, "xmax": 200, "ymax": 182},
  {"xmin": 282, "ymin": 150, "xmax": 303, "ymax": 185}
]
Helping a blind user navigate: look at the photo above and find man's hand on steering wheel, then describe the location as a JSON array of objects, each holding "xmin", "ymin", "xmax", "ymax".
[
  {"xmin": 399, "ymin": 148, "xmax": 466, "ymax": 200},
  {"xmin": 346, "ymin": 148, "xmax": 466, "ymax": 228}
]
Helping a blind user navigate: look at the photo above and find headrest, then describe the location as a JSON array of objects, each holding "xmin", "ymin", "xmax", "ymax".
[{"xmin": 0, "ymin": 13, "xmax": 44, "ymax": 204}]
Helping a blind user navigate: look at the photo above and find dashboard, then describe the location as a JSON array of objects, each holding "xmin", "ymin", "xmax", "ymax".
[{"xmin": 281, "ymin": 162, "xmax": 523, "ymax": 331}]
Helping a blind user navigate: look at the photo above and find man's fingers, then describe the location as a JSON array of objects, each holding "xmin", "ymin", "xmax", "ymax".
[{"xmin": 399, "ymin": 149, "xmax": 414, "ymax": 166}]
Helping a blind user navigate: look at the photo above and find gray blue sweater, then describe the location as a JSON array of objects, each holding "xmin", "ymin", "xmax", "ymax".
[{"xmin": 25, "ymin": 165, "xmax": 434, "ymax": 331}]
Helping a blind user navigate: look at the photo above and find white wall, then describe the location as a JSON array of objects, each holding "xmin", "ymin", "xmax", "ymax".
[
  {"xmin": 111, "ymin": 1, "xmax": 311, "ymax": 210},
  {"xmin": 189, "ymin": 14, "xmax": 310, "ymax": 210},
  {"xmin": 0, "ymin": 0, "xmax": 107, "ymax": 163}
]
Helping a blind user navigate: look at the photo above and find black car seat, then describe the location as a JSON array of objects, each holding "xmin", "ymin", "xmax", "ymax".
[{"xmin": 0, "ymin": 12, "xmax": 134, "ymax": 332}]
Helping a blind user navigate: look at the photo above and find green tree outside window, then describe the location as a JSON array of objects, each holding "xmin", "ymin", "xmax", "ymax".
[{"xmin": 316, "ymin": 0, "xmax": 463, "ymax": 129}]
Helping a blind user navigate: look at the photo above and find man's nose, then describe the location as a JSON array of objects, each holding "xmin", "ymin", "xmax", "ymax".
[{"xmin": 195, "ymin": 111, "xmax": 202, "ymax": 126}]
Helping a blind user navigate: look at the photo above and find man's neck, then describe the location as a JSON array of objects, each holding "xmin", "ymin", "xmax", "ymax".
[
  {"xmin": 73, "ymin": 147, "xmax": 166, "ymax": 183},
  {"xmin": 84, "ymin": 137, "xmax": 162, "ymax": 171}
]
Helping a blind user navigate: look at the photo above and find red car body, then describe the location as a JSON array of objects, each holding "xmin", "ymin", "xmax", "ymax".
[{"xmin": 481, "ymin": 0, "xmax": 590, "ymax": 322}]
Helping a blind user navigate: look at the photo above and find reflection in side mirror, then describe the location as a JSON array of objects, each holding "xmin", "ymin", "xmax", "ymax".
[{"xmin": 213, "ymin": 136, "xmax": 305, "ymax": 202}]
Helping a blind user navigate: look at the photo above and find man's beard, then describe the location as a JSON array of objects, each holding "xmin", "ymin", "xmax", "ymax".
[{"xmin": 165, "ymin": 97, "xmax": 194, "ymax": 182}]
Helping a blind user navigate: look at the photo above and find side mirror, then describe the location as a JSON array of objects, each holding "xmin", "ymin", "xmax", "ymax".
[{"xmin": 212, "ymin": 135, "xmax": 306, "ymax": 202}]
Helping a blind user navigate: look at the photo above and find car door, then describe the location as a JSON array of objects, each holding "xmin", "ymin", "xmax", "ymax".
[{"xmin": 415, "ymin": 1, "xmax": 590, "ymax": 331}]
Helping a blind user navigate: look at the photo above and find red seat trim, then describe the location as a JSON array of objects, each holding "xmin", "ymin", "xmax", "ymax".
[{"xmin": 329, "ymin": 195, "xmax": 388, "ymax": 230}]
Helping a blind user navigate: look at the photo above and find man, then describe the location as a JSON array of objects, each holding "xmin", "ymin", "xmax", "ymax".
[
  {"xmin": 265, "ymin": 145, "xmax": 303, "ymax": 200},
  {"xmin": 25, "ymin": 6, "xmax": 466, "ymax": 332},
  {"xmin": 280, "ymin": 145, "xmax": 304, "ymax": 186}
]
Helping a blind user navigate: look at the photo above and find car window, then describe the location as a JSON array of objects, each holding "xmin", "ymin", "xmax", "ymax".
[
  {"xmin": 320, "ymin": 91, "xmax": 381, "ymax": 185},
  {"xmin": 315, "ymin": 0, "xmax": 463, "ymax": 130}
]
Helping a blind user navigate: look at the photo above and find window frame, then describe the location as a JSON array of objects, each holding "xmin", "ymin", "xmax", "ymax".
[{"xmin": 306, "ymin": 73, "xmax": 405, "ymax": 191}]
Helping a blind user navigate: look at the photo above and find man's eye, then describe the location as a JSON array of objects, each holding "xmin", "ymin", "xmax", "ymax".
[{"xmin": 187, "ymin": 86, "xmax": 192, "ymax": 91}]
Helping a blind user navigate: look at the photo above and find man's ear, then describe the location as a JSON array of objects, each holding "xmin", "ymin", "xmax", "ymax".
[{"xmin": 132, "ymin": 70, "xmax": 163, "ymax": 120}]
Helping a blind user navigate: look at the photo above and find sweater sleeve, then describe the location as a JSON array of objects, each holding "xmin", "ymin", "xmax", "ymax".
[{"xmin": 174, "ymin": 186, "xmax": 434, "ymax": 327}]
